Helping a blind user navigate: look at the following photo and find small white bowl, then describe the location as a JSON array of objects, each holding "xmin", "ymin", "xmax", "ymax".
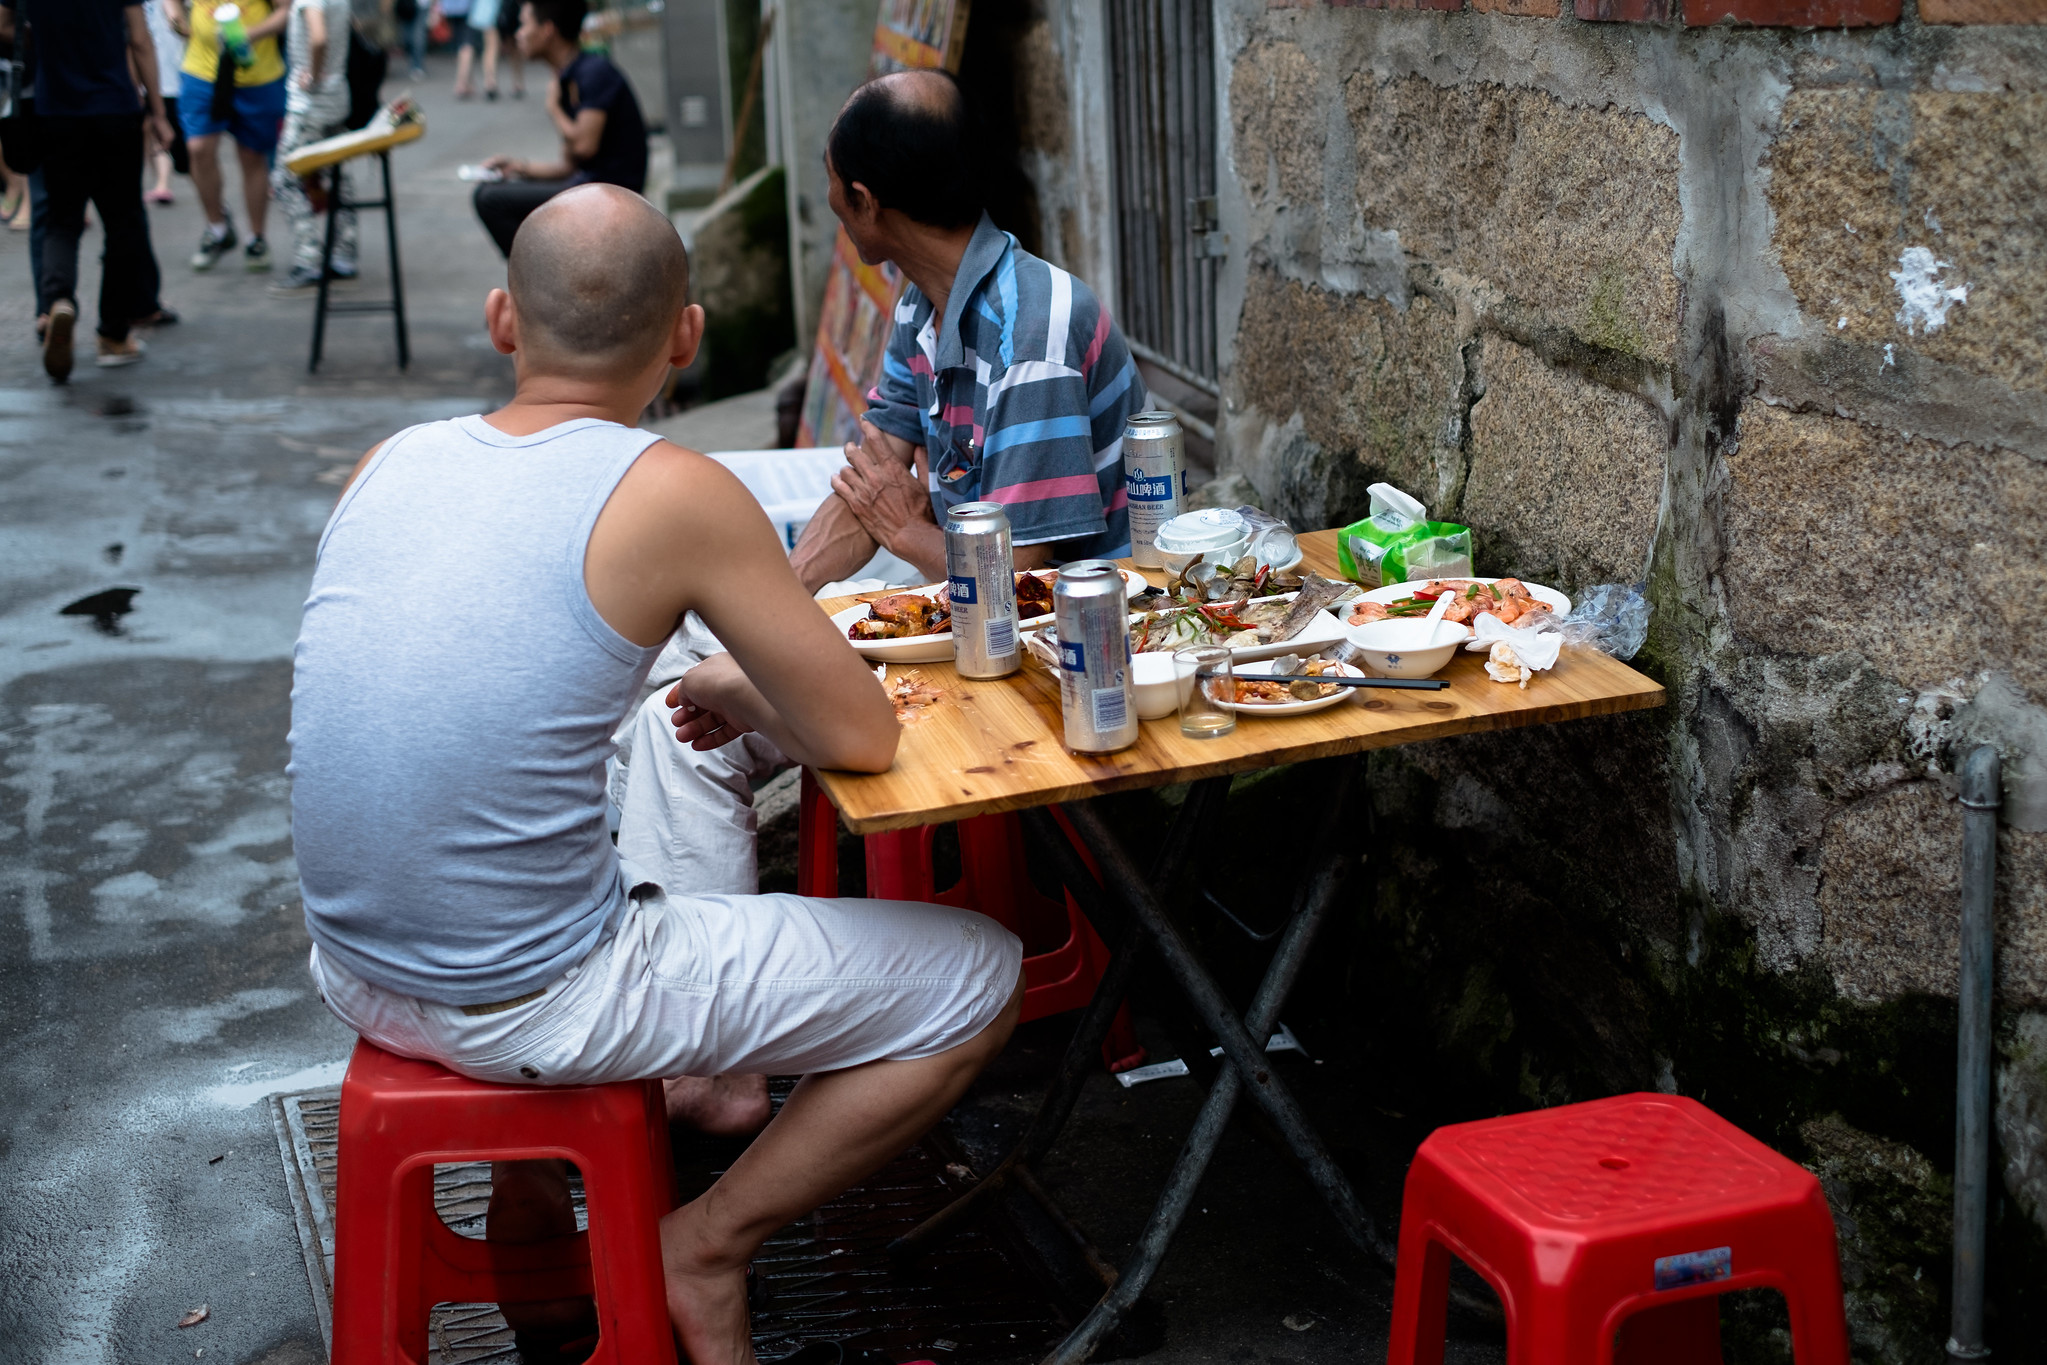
[
  {"xmin": 1131, "ymin": 651, "xmax": 1182, "ymax": 720},
  {"xmin": 1155, "ymin": 533, "xmax": 1252, "ymax": 580},
  {"xmin": 1346, "ymin": 617, "xmax": 1472, "ymax": 679}
]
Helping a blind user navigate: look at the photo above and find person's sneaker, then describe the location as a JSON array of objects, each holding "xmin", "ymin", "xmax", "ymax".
[
  {"xmin": 96, "ymin": 336, "xmax": 148, "ymax": 368},
  {"xmin": 192, "ymin": 222, "xmax": 237, "ymax": 271},
  {"xmin": 42, "ymin": 300, "xmax": 76, "ymax": 383},
  {"xmin": 329, "ymin": 259, "xmax": 358, "ymax": 280},
  {"xmin": 244, "ymin": 236, "xmax": 273, "ymax": 271}
]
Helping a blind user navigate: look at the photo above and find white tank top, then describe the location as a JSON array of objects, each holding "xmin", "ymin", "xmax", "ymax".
[{"xmin": 288, "ymin": 416, "xmax": 663, "ymax": 1004}]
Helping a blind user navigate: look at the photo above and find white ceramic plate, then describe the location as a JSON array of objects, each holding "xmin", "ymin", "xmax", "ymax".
[
  {"xmin": 1224, "ymin": 662, "xmax": 1368, "ymax": 716},
  {"xmin": 1353, "ymin": 576, "xmax": 1572, "ymax": 619},
  {"xmin": 836, "ymin": 569, "xmax": 1148, "ymax": 663}
]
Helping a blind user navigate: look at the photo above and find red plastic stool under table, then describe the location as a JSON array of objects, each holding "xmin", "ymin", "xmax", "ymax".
[
  {"xmin": 797, "ymin": 770, "xmax": 1146, "ymax": 1071},
  {"xmin": 330, "ymin": 1038, "xmax": 679, "ymax": 1365},
  {"xmin": 1387, "ymin": 1092, "xmax": 1850, "ymax": 1365}
]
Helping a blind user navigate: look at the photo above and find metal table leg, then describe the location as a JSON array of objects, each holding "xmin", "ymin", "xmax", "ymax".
[
  {"xmin": 308, "ymin": 163, "xmax": 342, "ymax": 372},
  {"xmin": 888, "ymin": 777, "xmax": 1233, "ymax": 1261}
]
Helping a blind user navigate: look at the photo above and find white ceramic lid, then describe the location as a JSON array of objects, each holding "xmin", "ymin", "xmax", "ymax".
[{"xmin": 1153, "ymin": 508, "xmax": 1248, "ymax": 555}]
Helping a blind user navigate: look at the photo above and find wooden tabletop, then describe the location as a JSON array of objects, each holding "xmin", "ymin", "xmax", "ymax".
[{"xmin": 810, "ymin": 529, "xmax": 1665, "ymax": 833}]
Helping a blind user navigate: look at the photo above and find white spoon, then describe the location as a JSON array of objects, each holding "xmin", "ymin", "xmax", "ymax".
[{"xmin": 1423, "ymin": 587, "xmax": 1457, "ymax": 644}]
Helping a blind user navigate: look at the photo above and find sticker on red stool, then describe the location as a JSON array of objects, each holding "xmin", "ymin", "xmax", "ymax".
[{"xmin": 1653, "ymin": 1246, "xmax": 1732, "ymax": 1290}]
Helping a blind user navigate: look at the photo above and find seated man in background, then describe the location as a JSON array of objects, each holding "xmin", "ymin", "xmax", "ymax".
[
  {"xmin": 290, "ymin": 184, "xmax": 1021, "ymax": 1364},
  {"xmin": 471, "ymin": 0, "xmax": 646, "ymax": 257},
  {"xmin": 612, "ymin": 66, "xmax": 1145, "ymax": 917}
]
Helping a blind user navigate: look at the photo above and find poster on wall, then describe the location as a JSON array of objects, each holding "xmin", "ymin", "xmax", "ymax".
[{"xmin": 794, "ymin": 0, "xmax": 971, "ymax": 450}]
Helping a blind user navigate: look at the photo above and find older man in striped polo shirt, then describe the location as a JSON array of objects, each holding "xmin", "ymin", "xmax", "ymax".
[
  {"xmin": 608, "ymin": 70, "xmax": 1145, "ymax": 1137},
  {"xmin": 788, "ymin": 69, "xmax": 1146, "ymax": 588}
]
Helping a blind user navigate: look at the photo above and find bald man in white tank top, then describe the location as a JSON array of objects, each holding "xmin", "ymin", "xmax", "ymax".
[{"xmin": 289, "ymin": 184, "xmax": 1023, "ymax": 1365}]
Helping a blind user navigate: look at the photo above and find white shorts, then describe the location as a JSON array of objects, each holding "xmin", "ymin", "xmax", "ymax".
[{"xmin": 310, "ymin": 881, "xmax": 1024, "ymax": 1085}]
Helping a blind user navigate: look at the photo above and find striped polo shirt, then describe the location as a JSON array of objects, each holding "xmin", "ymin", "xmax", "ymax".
[{"xmin": 865, "ymin": 215, "xmax": 1146, "ymax": 558}]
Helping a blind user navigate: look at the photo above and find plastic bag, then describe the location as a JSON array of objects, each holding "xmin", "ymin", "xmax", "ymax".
[{"xmin": 1557, "ymin": 584, "xmax": 1649, "ymax": 661}]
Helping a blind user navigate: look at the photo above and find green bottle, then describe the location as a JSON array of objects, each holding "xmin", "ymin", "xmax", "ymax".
[{"xmin": 215, "ymin": 4, "xmax": 256, "ymax": 70}]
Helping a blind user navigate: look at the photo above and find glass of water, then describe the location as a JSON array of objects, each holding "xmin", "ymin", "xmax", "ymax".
[{"xmin": 1173, "ymin": 645, "xmax": 1236, "ymax": 739}]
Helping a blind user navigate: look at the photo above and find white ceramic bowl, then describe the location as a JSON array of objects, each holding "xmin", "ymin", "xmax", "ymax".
[
  {"xmin": 1131, "ymin": 651, "xmax": 1183, "ymax": 720},
  {"xmin": 1345, "ymin": 617, "xmax": 1472, "ymax": 679}
]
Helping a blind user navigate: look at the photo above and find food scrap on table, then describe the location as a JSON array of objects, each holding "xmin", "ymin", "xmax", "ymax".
[{"xmin": 887, "ymin": 669, "xmax": 945, "ymax": 722}]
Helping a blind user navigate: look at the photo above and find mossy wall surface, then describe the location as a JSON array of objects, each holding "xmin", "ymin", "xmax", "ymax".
[{"xmin": 1209, "ymin": 3, "xmax": 2047, "ymax": 1359}]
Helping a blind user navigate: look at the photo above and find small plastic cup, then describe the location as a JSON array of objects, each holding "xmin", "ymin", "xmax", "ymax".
[{"xmin": 1174, "ymin": 645, "xmax": 1236, "ymax": 739}]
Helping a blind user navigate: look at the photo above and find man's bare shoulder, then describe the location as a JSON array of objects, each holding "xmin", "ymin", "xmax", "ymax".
[{"xmin": 617, "ymin": 438, "xmax": 755, "ymax": 512}]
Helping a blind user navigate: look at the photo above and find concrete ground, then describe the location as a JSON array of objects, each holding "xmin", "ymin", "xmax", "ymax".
[{"xmin": 0, "ymin": 62, "xmax": 1504, "ymax": 1365}]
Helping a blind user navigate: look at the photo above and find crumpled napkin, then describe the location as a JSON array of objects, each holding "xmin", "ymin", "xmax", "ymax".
[{"xmin": 1463, "ymin": 612, "xmax": 1563, "ymax": 688}]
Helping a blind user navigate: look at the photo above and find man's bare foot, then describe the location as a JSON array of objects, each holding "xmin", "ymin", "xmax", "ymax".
[
  {"xmin": 487, "ymin": 1160, "xmax": 596, "ymax": 1335},
  {"xmin": 660, "ymin": 1202, "xmax": 756, "ymax": 1365},
  {"xmin": 664, "ymin": 1073, "xmax": 772, "ymax": 1137}
]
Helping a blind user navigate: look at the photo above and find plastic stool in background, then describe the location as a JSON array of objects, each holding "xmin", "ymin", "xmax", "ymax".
[
  {"xmin": 330, "ymin": 1039, "xmax": 678, "ymax": 1365},
  {"xmin": 797, "ymin": 770, "xmax": 1147, "ymax": 1072},
  {"xmin": 1387, "ymin": 1093, "xmax": 1850, "ymax": 1365}
]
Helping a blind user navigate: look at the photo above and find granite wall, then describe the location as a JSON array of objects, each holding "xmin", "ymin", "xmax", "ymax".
[{"xmin": 1211, "ymin": 1, "xmax": 2047, "ymax": 1357}]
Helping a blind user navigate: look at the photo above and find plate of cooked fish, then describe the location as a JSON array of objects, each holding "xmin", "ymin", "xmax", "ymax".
[
  {"xmin": 1125, "ymin": 572, "xmax": 1355, "ymax": 663},
  {"xmin": 834, "ymin": 570, "xmax": 1148, "ymax": 663},
  {"xmin": 1345, "ymin": 577, "xmax": 1570, "ymax": 629}
]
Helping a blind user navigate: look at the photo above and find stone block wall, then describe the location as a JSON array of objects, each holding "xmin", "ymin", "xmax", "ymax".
[{"xmin": 1214, "ymin": 0, "xmax": 2046, "ymax": 1356}]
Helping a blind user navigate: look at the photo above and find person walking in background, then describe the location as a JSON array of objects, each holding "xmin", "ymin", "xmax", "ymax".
[
  {"xmin": 468, "ymin": 0, "xmax": 500, "ymax": 98},
  {"xmin": 0, "ymin": 0, "xmax": 174, "ymax": 381},
  {"xmin": 268, "ymin": 0, "xmax": 352, "ymax": 292},
  {"xmin": 164, "ymin": 0, "xmax": 293, "ymax": 272},
  {"xmin": 142, "ymin": 0, "xmax": 186, "ymax": 203},
  {"xmin": 393, "ymin": 0, "xmax": 424, "ymax": 80},
  {"xmin": 490, "ymin": 0, "xmax": 522, "ymax": 98},
  {"xmin": 472, "ymin": 0, "xmax": 646, "ymax": 258},
  {"xmin": 431, "ymin": 0, "xmax": 477, "ymax": 98}
]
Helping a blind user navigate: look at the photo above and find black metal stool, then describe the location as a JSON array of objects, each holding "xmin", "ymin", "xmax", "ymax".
[{"xmin": 309, "ymin": 148, "xmax": 409, "ymax": 372}]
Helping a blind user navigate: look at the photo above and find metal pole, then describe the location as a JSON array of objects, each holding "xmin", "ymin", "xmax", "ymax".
[
  {"xmin": 382, "ymin": 152, "xmax": 409, "ymax": 370},
  {"xmin": 1949, "ymin": 744, "xmax": 1999, "ymax": 1364}
]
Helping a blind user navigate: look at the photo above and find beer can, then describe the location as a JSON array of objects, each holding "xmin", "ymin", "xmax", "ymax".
[
  {"xmin": 1052, "ymin": 560, "xmax": 1138, "ymax": 753},
  {"xmin": 1123, "ymin": 411, "xmax": 1185, "ymax": 569},
  {"xmin": 945, "ymin": 501, "xmax": 1020, "ymax": 679}
]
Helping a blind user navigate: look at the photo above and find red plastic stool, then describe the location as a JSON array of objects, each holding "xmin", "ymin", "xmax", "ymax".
[
  {"xmin": 797, "ymin": 769, "xmax": 1146, "ymax": 1071},
  {"xmin": 331, "ymin": 1039, "xmax": 679, "ymax": 1365},
  {"xmin": 1387, "ymin": 1093, "xmax": 1850, "ymax": 1365}
]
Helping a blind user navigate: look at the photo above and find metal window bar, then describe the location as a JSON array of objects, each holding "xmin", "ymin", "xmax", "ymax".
[{"xmin": 1109, "ymin": 0, "xmax": 1218, "ymax": 387}]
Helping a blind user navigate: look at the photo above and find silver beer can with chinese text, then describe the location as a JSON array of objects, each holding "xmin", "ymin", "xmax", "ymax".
[
  {"xmin": 945, "ymin": 501, "xmax": 1020, "ymax": 679},
  {"xmin": 1123, "ymin": 411, "xmax": 1184, "ymax": 569},
  {"xmin": 1052, "ymin": 560, "xmax": 1138, "ymax": 753}
]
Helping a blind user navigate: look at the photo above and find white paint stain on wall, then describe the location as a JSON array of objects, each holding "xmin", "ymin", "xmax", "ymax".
[{"xmin": 1890, "ymin": 246, "xmax": 1969, "ymax": 335}]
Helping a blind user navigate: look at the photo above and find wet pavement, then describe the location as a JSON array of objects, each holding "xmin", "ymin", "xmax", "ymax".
[{"xmin": 0, "ymin": 58, "xmax": 1505, "ymax": 1365}]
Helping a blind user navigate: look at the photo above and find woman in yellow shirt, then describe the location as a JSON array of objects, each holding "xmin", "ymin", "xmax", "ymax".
[{"xmin": 163, "ymin": 0, "xmax": 294, "ymax": 271}]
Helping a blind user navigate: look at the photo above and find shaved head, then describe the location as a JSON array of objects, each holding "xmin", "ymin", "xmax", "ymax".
[{"xmin": 508, "ymin": 184, "xmax": 691, "ymax": 371}]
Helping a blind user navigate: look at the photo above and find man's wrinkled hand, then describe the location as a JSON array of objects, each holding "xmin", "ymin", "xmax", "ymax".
[{"xmin": 830, "ymin": 419, "xmax": 931, "ymax": 549}]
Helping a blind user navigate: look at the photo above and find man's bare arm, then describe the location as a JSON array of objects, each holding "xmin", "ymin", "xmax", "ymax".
[{"xmin": 585, "ymin": 443, "xmax": 898, "ymax": 773}]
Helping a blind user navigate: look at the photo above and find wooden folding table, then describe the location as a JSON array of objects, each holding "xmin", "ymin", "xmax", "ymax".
[{"xmin": 806, "ymin": 530, "xmax": 1666, "ymax": 1363}]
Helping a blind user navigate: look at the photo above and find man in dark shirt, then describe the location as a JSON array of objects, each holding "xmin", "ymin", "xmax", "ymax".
[
  {"xmin": 0, "ymin": 0, "xmax": 173, "ymax": 381},
  {"xmin": 471, "ymin": 0, "xmax": 646, "ymax": 257}
]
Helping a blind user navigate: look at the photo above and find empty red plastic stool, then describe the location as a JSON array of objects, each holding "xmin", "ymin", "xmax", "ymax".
[
  {"xmin": 1387, "ymin": 1093, "xmax": 1850, "ymax": 1365},
  {"xmin": 797, "ymin": 769, "xmax": 1145, "ymax": 1071},
  {"xmin": 331, "ymin": 1038, "xmax": 679, "ymax": 1364}
]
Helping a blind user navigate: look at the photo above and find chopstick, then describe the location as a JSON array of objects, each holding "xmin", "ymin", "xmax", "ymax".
[{"xmin": 1272, "ymin": 675, "xmax": 1451, "ymax": 690}]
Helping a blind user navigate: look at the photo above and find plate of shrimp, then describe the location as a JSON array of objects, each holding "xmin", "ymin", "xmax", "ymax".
[{"xmin": 1345, "ymin": 577, "xmax": 1571, "ymax": 630}]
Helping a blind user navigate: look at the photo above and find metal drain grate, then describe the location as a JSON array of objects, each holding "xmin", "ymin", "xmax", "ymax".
[{"xmin": 272, "ymin": 1084, "xmax": 1064, "ymax": 1363}]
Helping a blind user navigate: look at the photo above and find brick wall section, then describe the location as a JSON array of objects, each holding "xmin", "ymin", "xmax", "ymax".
[
  {"xmin": 1285, "ymin": 0, "xmax": 2043, "ymax": 19},
  {"xmin": 1686, "ymin": 0, "xmax": 1901, "ymax": 23},
  {"xmin": 1921, "ymin": 0, "xmax": 2047, "ymax": 20},
  {"xmin": 1575, "ymin": 0, "xmax": 1672, "ymax": 18}
]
